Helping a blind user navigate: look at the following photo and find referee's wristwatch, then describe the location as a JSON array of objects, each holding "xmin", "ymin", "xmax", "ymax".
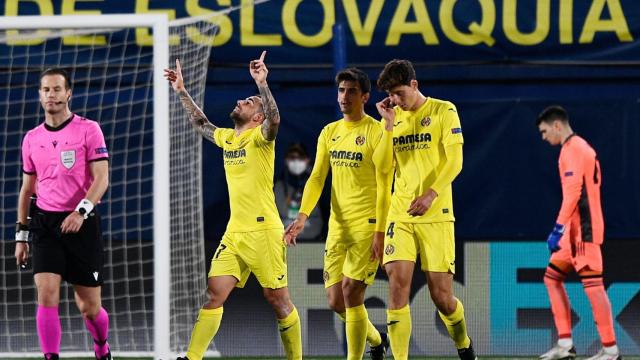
[{"xmin": 75, "ymin": 199, "xmax": 94, "ymax": 220}]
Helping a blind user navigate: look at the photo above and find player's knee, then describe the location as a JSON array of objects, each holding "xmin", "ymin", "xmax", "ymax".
[
  {"xmin": 263, "ymin": 288, "xmax": 290, "ymax": 309},
  {"xmin": 36, "ymin": 286, "xmax": 60, "ymax": 306},
  {"xmin": 388, "ymin": 276, "xmax": 410, "ymax": 295},
  {"xmin": 77, "ymin": 300, "xmax": 101, "ymax": 319},
  {"xmin": 326, "ymin": 292, "xmax": 344, "ymax": 313},
  {"xmin": 341, "ymin": 279, "xmax": 365, "ymax": 304},
  {"xmin": 205, "ymin": 286, "xmax": 225, "ymax": 307},
  {"xmin": 429, "ymin": 288, "xmax": 455, "ymax": 314},
  {"xmin": 387, "ymin": 266, "xmax": 412, "ymax": 290}
]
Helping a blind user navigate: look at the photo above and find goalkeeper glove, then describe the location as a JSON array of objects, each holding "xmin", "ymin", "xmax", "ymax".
[{"xmin": 547, "ymin": 223, "xmax": 564, "ymax": 253}]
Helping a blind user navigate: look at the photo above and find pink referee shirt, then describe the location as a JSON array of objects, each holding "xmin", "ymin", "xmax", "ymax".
[{"xmin": 21, "ymin": 114, "xmax": 108, "ymax": 212}]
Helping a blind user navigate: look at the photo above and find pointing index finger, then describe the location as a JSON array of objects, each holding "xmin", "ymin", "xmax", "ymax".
[
  {"xmin": 259, "ymin": 50, "xmax": 266, "ymax": 62},
  {"xmin": 175, "ymin": 58, "xmax": 182, "ymax": 73}
]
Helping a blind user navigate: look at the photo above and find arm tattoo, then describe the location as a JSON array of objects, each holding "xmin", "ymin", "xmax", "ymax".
[
  {"xmin": 258, "ymin": 84, "xmax": 280, "ymax": 141},
  {"xmin": 178, "ymin": 89, "xmax": 217, "ymax": 143}
]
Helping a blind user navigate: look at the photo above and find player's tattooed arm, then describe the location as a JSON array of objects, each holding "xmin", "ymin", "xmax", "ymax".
[
  {"xmin": 164, "ymin": 58, "xmax": 217, "ymax": 143},
  {"xmin": 178, "ymin": 89, "xmax": 217, "ymax": 143},
  {"xmin": 259, "ymin": 84, "xmax": 280, "ymax": 141},
  {"xmin": 249, "ymin": 51, "xmax": 279, "ymax": 141}
]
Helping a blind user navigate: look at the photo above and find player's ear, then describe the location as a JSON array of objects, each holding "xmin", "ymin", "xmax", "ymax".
[
  {"xmin": 254, "ymin": 112, "xmax": 265, "ymax": 124},
  {"xmin": 410, "ymin": 79, "xmax": 418, "ymax": 90},
  {"xmin": 362, "ymin": 92, "xmax": 370, "ymax": 103}
]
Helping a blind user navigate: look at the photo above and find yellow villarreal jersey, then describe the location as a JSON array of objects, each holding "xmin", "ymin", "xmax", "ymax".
[
  {"xmin": 313, "ymin": 115, "xmax": 383, "ymax": 233},
  {"xmin": 389, "ymin": 97, "xmax": 464, "ymax": 223},
  {"xmin": 213, "ymin": 126, "xmax": 283, "ymax": 232}
]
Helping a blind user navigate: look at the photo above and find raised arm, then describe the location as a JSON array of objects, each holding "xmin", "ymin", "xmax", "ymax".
[
  {"xmin": 164, "ymin": 59, "xmax": 217, "ymax": 143},
  {"xmin": 250, "ymin": 51, "xmax": 280, "ymax": 141}
]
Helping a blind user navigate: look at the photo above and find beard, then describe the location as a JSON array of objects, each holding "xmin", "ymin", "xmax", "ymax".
[{"xmin": 229, "ymin": 110, "xmax": 249, "ymax": 126}]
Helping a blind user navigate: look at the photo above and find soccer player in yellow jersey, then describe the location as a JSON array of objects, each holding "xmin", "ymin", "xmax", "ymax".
[
  {"xmin": 164, "ymin": 52, "xmax": 302, "ymax": 360},
  {"xmin": 374, "ymin": 59, "xmax": 477, "ymax": 360},
  {"xmin": 284, "ymin": 68, "xmax": 391, "ymax": 360}
]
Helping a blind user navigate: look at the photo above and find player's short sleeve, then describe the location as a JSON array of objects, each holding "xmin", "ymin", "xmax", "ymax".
[
  {"xmin": 441, "ymin": 103, "xmax": 464, "ymax": 146},
  {"xmin": 252, "ymin": 125, "xmax": 272, "ymax": 147},
  {"xmin": 21, "ymin": 133, "xmax": 35, "ymax": 174},
  {"xmin": 86, "ymin": 121, "xmax": 109, "ymax": 161},
  {"xmin": 212, "ymin": 128, "xmax": 232, "ymax": 148}
]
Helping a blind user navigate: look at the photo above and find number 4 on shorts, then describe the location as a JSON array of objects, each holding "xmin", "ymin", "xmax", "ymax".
[{"xmin": 386, "ymin": 222, "xmax": 395, "ymax": 238}]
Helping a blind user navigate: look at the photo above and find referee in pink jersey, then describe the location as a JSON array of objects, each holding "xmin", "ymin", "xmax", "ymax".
[{"xmin": 14, "ymin": 68, "xmax": 111, "ymax": 360}]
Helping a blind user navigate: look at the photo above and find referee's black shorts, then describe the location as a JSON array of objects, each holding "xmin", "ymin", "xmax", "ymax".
[{"xmin": 30, "ymin": 206, "xmax": 104, "ymax": 287}]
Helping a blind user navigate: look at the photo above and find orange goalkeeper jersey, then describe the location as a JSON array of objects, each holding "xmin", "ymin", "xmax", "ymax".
[{"xmin": 556, "ymin": 134, "xmax": 604, "ymax": 244}]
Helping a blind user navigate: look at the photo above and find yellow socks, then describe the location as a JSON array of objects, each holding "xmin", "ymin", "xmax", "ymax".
[
  {"xmin": 438, "ymin": 298, "xmax": 471, "ymax": 349},
  {"xmin": 278, "ymin": 307, "xmax": 302, "ymax": 360},
  {"xmin": 387, "ymin": 305, "xmax": 411, "ymax": 360},
  {"xmin": 338, "ymin": 310, "xmax": 381, "ymax": 346},
  {"xmin": 366, "ymin": 316, "xmax": 382, "ymax": 347},
  {"xmin": 186, "ymin": 307, "xmax": 223, "ymax": 360},
  {"xmin": 345, "ymin": 305, "xmax": 369, "ymax": 360}
]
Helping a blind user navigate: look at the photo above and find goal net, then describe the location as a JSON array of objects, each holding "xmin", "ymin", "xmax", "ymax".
[{"xmin": 0, "ymin": 13, "xmax": 224, "ymax": 358}]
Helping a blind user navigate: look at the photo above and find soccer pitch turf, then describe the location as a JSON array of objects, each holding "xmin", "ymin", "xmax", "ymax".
[
  {"xmin": 204, "ymin": 358, "xmax": 640, "ymax": 360},
  {"xmin": 23, "ymin": 357, "xmax": 640, "ymax": 360}
]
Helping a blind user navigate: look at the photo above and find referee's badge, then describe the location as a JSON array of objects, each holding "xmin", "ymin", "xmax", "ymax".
[{"xmin": 61, "ymin": 150, "xmax": 76, "ymax": 169}]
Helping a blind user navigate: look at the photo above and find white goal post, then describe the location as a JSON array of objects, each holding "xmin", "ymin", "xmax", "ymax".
[{"xmin": 0, "ymin": 13, "xmax": 215, "ymax": 360}]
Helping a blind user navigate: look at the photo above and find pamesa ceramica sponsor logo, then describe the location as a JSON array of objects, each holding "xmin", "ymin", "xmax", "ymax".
[
  {"xmin": 329, "ymin": 150, "xmax": 363, "ymax": 161},
  {"xmin": 224, "ymin": 148, "xmax": 246, "ymax": 159},
  {"xmin": 393, "ymin": 132, "xmax": 432, "ymax": 151},
  {"xmin": 329, "ymin": 149, "xmax": 364, "ymax": 168}
]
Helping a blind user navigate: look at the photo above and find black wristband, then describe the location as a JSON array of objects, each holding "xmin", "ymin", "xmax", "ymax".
[{"xmin": 15, "ymin": 222, "xmax": 29, "ymax": 232}]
